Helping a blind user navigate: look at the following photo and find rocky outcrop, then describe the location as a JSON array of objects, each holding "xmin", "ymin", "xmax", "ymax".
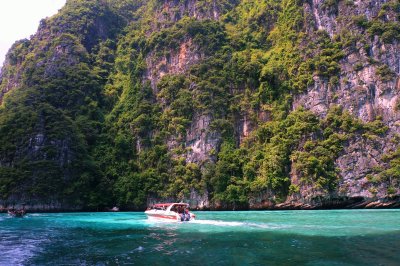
[
  {"xmin": 154, "ymin": 0, "xmax": 222, "ymax": 23},
  {"xmin": 290, "ymin": 0, "xmax": 400, "ymax": 207},
  {"xmin": 297, "ymin": 0, "xmax": 400, "ymax": 122},
  {"xmin": 143, "ymin": 1, "xmax": 226, "ymax": 164},
  {"xmin": 185, "ymin": 114, "xmax": 220, "ymax": 163},
  {"xmin": 145, "ymin": 39, "xmax": 203, "ymax": 92}
]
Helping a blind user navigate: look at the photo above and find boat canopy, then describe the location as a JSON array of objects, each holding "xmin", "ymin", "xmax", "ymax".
[
  {"xmin": 151, "ymin": 203, "xmax": 189, "ymax": 210},
  {"xmin": 153, "ymin": 203, "xmax": 173, "ymax": 208}
]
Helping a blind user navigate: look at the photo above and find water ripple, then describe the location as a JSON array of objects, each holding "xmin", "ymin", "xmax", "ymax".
[
  {"xmin": 0, "ymin": 231, "xmax": 49, "ymax": 265},
  {"xmin": 0, "ymin": 211, "xmax": 399, "ymax": 265}
]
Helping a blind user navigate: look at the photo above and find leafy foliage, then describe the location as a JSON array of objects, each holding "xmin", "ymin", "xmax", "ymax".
[{"xmin": 0, "ymin": 0, "xmax": 397, "ymax": 210}]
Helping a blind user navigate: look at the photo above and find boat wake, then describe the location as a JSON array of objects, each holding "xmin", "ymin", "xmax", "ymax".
[
  {"xmin": 190, "ymin": 220, "xmax": 290, "ymax": 230},
  {"xmin": 0, "ymin": 230, "xmax": 49, "ymax": 265},
  {"xmin": 145, "ymin": 217, "xmax": 292, "ymax": 231},
  {"xmin": 191, "ymin": 220, "xmax": 246, "ymax": 226}
]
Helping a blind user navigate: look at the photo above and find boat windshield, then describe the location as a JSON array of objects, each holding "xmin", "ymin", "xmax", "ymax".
[
  {"xmin": 151, "ymin": 203, "xmax": 171, "ymax": 210},
  {"xmin": 169, "ymin": 204, "xmax": 189, "ymax": 213},
  {"xmin": 149, "ymin": 203, "xmax": 189, "ymax": 212}
]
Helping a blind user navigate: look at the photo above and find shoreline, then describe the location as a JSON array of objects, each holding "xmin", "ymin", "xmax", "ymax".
[
  {"xmin": 1, "ymin": 207, "xmax": 400, "ymax": 214},
  {"xmin": 1, "ymin": 198, "xmax": 400, "ymax": 213}
]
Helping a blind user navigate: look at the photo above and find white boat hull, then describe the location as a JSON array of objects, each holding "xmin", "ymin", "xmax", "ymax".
[
  {"xmin": 145, "ymin": 210, "xmax": 195, "ymax": 222},
  {"xmin": 145, "ymin": 203, "xmax": 196, "ymax": 222}
]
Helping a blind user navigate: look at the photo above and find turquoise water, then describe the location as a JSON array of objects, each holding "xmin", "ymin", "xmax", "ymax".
[{"xmin": 1, "ymin": 210, "xmax": 399, "ymax": 265}]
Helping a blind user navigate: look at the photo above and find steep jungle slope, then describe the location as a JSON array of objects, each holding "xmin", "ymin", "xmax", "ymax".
[
  {"xmin": 0, "ymin": 0, "xmax": 145, "ymax": 210},
  {"xmin": 0, "ymin": 0, "xmax": 399, "ymax": 211}
]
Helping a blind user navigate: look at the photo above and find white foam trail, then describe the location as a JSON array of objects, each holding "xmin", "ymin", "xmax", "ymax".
[
  {"xmin": 133, "ymin": 246, "xmax": 145, "ymax": 252},
  {"xmin": 191, "ymin": 220, "xmax": 246, "ymax": 227},
  {"xmin": 190, "ymin": 220, "xmax": 294, "ymax": 230},
  {"xmin": 143, "ymin": 217, "xmax": 293, "ymax": 231},
  {"xmin": 0, "ymin": 232, "xmax": 48, "ymax": 265}
]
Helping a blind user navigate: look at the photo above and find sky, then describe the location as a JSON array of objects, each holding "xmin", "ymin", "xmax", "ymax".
[{"xmin": 0, "ymin": 0, "xmax": 66, "ymax": 68}]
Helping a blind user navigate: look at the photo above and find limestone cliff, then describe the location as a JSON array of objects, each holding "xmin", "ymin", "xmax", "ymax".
[
  {"xmin": 0, "ymin": 0, "xmax": 399, "ymax": 211},
  {"xmin": 291, "ymin": 0, "xmax": 400, "ymax": 208}
]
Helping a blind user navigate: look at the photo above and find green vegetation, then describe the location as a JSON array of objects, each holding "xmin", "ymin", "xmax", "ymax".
[
  {"xmin": 0, "ymin": 0, "xmax": 398, "ymax": 210},
  {"xmin": 376, "ymin": 64, "xmax": 396, "ymax": 82},
  {"xmin": 353, "ymin": 0, "xmax": 400, "ymax": 44}
]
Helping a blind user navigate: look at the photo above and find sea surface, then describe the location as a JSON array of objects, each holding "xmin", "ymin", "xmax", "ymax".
[{"xmin": 0, "ymin": 209, "xmax": 399, "ymax": 265}]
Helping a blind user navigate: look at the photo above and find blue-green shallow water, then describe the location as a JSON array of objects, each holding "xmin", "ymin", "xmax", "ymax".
[{"xmin": 1, "ymin": 210, "xmax": 399, "ymax": 265}]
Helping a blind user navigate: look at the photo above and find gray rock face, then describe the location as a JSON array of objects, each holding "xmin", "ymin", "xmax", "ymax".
[
  {"xmin": 297, "ymin": 0, "xmax": 400, "ymax": 121},
  {"xmin": 154, "ymin": 0, "xmax": 222, "ymax": 23},
  {"xmin": 293, "ymin": 0, "xmax": 400, "ymax": 204},
  {"xmin": 185, "ymin": 114, "xmax": 220, "ymax": 163},
  {"xmin": 144, "ymin": 38, "xmax": 219, "ymax": 164},
  {"xmin": 145, "ymin": 39, "xmax": 204, "ymax": 93},
  {"xmin": 143, "ymin": 1, "xmax": 224, "ymax": 165},
  {"xmin": 336, "ymin": 136, "xmax": 384, "ymax": 198}
]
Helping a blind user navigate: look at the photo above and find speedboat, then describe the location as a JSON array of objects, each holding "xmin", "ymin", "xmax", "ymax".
[
  {"xmin": 8, "ymin": 209, "xmax": 26, "ymax": 218},
  {"xmin": 145, "ymin": 203, "xmax": 196, "ymax": 222}
]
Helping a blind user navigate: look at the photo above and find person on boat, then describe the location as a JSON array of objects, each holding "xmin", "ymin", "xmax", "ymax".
[
  {"xmin": 183, "ymin": 208, "xmax": 191, "ymax": 221},
  {"xmin": 175, "ymin": 206, "xmax": 183, "ymax": 221}
]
